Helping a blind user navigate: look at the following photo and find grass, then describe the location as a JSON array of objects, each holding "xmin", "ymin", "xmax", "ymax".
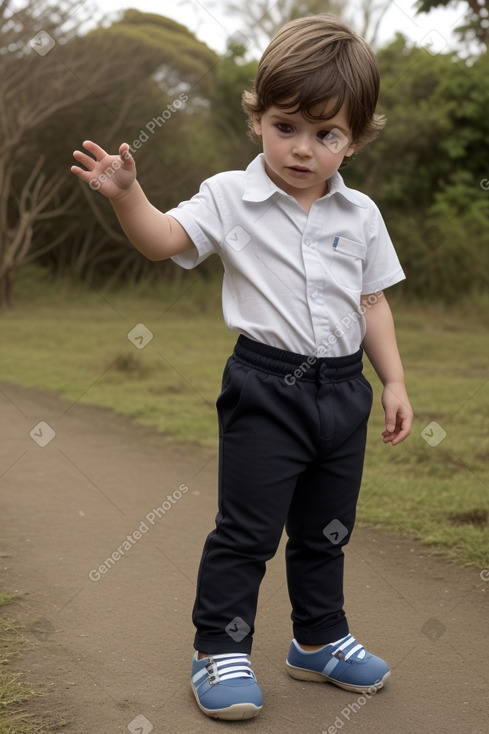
[
  {"xmin": 0, "ymin": 593, "xmax": 45, "ymax": 734},
  {"xmin": 0, "ymin": 591, "xmax": 67, "ymax": 734},
  {"xmin": 1, "ymin": 268, "xmax": 489, "ymax": 566}
]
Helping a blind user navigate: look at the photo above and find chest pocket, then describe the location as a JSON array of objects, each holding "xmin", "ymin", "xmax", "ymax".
[{"xmin": 329, "ymin": 236, "xmax": 367, "ymax": 291}]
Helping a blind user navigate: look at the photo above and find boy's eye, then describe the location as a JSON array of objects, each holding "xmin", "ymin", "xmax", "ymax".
[
  {"xmin": 318, "ymin": 130, "xmax": 338, "ymax": 141},
  {"xmin": 319, "ymin": 127, "xmax": 350, "ymax": 153},
  {"xmin": 275, "ymin": 123, "xmax": 294, "ymax": 133}
]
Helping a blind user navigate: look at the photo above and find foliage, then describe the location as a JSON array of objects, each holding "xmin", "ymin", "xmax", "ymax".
[
  {"xmin": 37, "ymin": 9, "xmax": 225, "ymax": 284},
  {"xmin": 0, "ymin": 3, "xmax": 229, "ymax": 304},
  {"xmin": 212, "ymin": 40, "xmax": 258, "ymax": 144},
  {"xmin": 204, "ymin": 0, "xmax": 344, "ymax": 56},
  {"xmin": 202, "ymin": 0, "xmax": 394, "ymax": 51},
  {"xmin": 415, "ymin": 0, "xmax": 489, "ymax": 49},
  {"xmin": 2, "ymin": 3, "xmax": 489, "ymax": 304},
  {"xmin": 344, "ymin": 36, "xmax": 489, "ymax": 301}
]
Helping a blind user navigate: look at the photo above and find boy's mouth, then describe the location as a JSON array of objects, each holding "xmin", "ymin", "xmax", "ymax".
[{"xmin": 287, "ymin": 165, "xmax": 312, "ymax": 178}]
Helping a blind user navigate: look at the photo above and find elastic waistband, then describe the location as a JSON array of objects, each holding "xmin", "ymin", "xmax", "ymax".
[{"xmin": 234, "ymin": 335, "xmax": 363, "ymax": 381}]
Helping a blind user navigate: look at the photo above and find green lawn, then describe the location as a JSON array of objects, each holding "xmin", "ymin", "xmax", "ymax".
[{"xmin": 1, "ymin": 272, "xmax": 488, "ymax": 566}]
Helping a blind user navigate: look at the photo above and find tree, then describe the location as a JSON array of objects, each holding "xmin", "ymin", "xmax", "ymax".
[
  {"xmin": 211, "ymin": 39, "xmax": 258, "ymax": 143},
  {"xmin": 344, "ymin": 0, "xmax": 397, "ymax": 47},
  {"xmin": 190, "ymin": 0, "xmax": 394, "ymax": 53},
  {"xmin": 203, "ymin": 0, "xmax": 343, "ymax": 55},
  {"xmin": 0, "ymin": 4, "xmax": 220, "ymax": 306},
  {"xmin": 0, "ymin": 0, "xmax": 87, "ymax": 306},
  {"xmin": 345, "ymin": 35, "xmax": 489, "ymax": 301},
  {"xmin": 415, "ymin": 0, "xmax": 489, "ymax": 49}
]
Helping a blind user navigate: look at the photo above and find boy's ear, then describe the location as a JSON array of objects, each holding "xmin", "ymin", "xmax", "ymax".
[
  {"xmin": 343, "ymin": 142, "xmax": 357, "ymax": 158},
  {"xmin": 252, "ymin": 113, "xmax": 262, "ymax": 137}
]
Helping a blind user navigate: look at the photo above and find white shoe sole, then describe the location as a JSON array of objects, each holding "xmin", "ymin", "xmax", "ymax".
[
  {"xmin": 286, "ymin": 661, "xmax": 390, "ymax": 693},
  {"xmin": 191, "ymin": 682, "xmax": 262, "ymax": 720}
]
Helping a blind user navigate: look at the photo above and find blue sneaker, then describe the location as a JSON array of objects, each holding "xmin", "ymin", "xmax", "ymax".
[
  {"xmin": 191, "ymin": 652, "xmax": 263, "ymax": 720},
  {"xmin": 286, "ymin": 635, "xmax": 390, "ymax": 693}
]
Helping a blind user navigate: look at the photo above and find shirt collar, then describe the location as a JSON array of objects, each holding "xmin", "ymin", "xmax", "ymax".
[
  {"xmin": 242, "ymin": 153, "xmax": 367, "ymax": 209},
  {"xmin": 242, "ymin": 154, "xmax": 278, "ymax": 202}
]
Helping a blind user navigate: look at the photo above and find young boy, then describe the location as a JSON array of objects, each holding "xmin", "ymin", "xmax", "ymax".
[{"xmin": 71, "ymin": 14, "xmax": 413, "ymax": 722}]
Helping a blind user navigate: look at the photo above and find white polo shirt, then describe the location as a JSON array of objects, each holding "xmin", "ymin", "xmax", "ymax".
[{"xmin": 169, "ymin": 153, "xmax": 404, "ymax": 357}]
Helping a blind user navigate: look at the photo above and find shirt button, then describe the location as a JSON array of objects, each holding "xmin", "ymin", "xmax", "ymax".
[
  {"xmin": 311, "ymin": 291, "xmax": 318, "ymax": 299},
  {"xmin": 304, "ymin": 237, "xmax": 312, "ymax": 247}
]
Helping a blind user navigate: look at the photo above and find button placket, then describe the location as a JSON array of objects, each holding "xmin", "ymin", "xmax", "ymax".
[{"xmin": 302, "ymin": 226, "xmax": 329, "ymax": 352}]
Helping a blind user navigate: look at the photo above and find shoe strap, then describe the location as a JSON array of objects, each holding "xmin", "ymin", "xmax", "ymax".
[
  {"xmin": 205, "ymin": 653, "xmax": 256, "ymax": 685},
  {"xmin": 332, "ymin": 634, "xmax": 366, "ymax": 661}
]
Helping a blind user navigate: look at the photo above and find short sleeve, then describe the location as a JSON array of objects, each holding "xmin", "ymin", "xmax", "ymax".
[
  {"xmin": 167, "ymin": 178, "xmax": 225, "ymax": 270},
  {"xmin": 362, "ymin": 205, "xmax": 405, "ymax": 294}
]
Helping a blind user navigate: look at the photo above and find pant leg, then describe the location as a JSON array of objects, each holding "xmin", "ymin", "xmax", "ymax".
[
  {"xmin": 193, "ymin": 356, "xmax": 320, "ymax": 654},
  {"xmin": 285, "ymin": 371, "xmax": 373, "ymax": 645}
]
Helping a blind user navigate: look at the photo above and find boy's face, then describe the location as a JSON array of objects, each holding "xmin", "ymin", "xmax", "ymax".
[{"xmin": 252, "ymin": 103, "xmax": 356, "ymax": 204}]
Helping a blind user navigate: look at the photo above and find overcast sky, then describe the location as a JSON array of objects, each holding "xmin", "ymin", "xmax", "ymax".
[{"xmin": 95, "ymin": 0, "xmax": 469, "ymax": 55}]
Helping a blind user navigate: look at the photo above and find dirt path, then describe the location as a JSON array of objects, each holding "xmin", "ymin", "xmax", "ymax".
[{"xmin": 0, "ymin": 382, "xmax": 488, "ymax": 734}]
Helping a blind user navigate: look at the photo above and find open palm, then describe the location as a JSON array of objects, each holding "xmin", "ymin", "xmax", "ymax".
[{"xmin": 71, "ymin": 141, "xmax": 136, "ymax": 199}]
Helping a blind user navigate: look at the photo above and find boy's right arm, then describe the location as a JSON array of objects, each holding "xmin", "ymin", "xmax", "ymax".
[{"xmin": 71, "ymin": 140, "xmax": 194, "ymax": 261}]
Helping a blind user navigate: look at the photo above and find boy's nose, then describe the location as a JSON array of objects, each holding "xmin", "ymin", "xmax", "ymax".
[{"xmin": 292, "ymin": 136, "xmax": 313, "ymax": 157}]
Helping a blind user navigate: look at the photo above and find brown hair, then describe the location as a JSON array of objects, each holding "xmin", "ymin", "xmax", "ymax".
[{"xmin": 242, "ymin": 14, "xmax": 385, "ymax": 157}]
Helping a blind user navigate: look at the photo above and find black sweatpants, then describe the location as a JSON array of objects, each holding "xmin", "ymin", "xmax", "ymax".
[{"xmin": 193, "ymin": 335, "xmax": 373, "ymax": 654}]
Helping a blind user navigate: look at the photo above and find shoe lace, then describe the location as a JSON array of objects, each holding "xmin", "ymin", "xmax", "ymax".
[
  {"xmin": 331, "ymin": 634, "xmax": 366, "ymax": 661},
  {"xmin": 205, "ymin": 653, "xmax": 256, "ymax": 686}
]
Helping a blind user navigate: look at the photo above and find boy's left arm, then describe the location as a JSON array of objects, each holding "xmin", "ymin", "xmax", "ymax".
[{"xmin": 361, "ymin": 292, "xmax": 413, "ymax": 445}]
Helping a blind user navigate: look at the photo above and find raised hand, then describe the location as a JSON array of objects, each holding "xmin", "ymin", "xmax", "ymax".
[{"xmin": 71, "ymin": 141, "xmax": 136, "ymax": 200}]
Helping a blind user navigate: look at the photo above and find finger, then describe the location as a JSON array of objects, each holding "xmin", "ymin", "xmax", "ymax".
[
  {"xmin": 384, "ymin": 417, "xmax": 411, "ymax": 445},
  {"xmin": 384, "ymin": 408, "xmax": 397, "ymax": 435},
  {"xmin": 395, "ymin": 416, "xmax": 413, "ymax": 443},
  {"xmin": 80, "ymin": 140, "xmax": 109, "ymax": 160},
  {"xmin": 390, "ymin": 428, "xmax": 409, "ymax": 445},
  {"xmin": 72, "ymin": 149, "xmax": 97, "ymax": 171},
  {"xmin": 119, "ymin": 143, "xmax": 135, "ymax": 168},
  {"xmin": 382, "ymin": 415, "xmax": 400, "ymax": 442},
  {"xmin": 70, "ymin": 163, "xmax": 88, "ymax": 179},
  {"xmin": 70, "ymin": 162, "xmax": 98, "ymax": 184}
]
